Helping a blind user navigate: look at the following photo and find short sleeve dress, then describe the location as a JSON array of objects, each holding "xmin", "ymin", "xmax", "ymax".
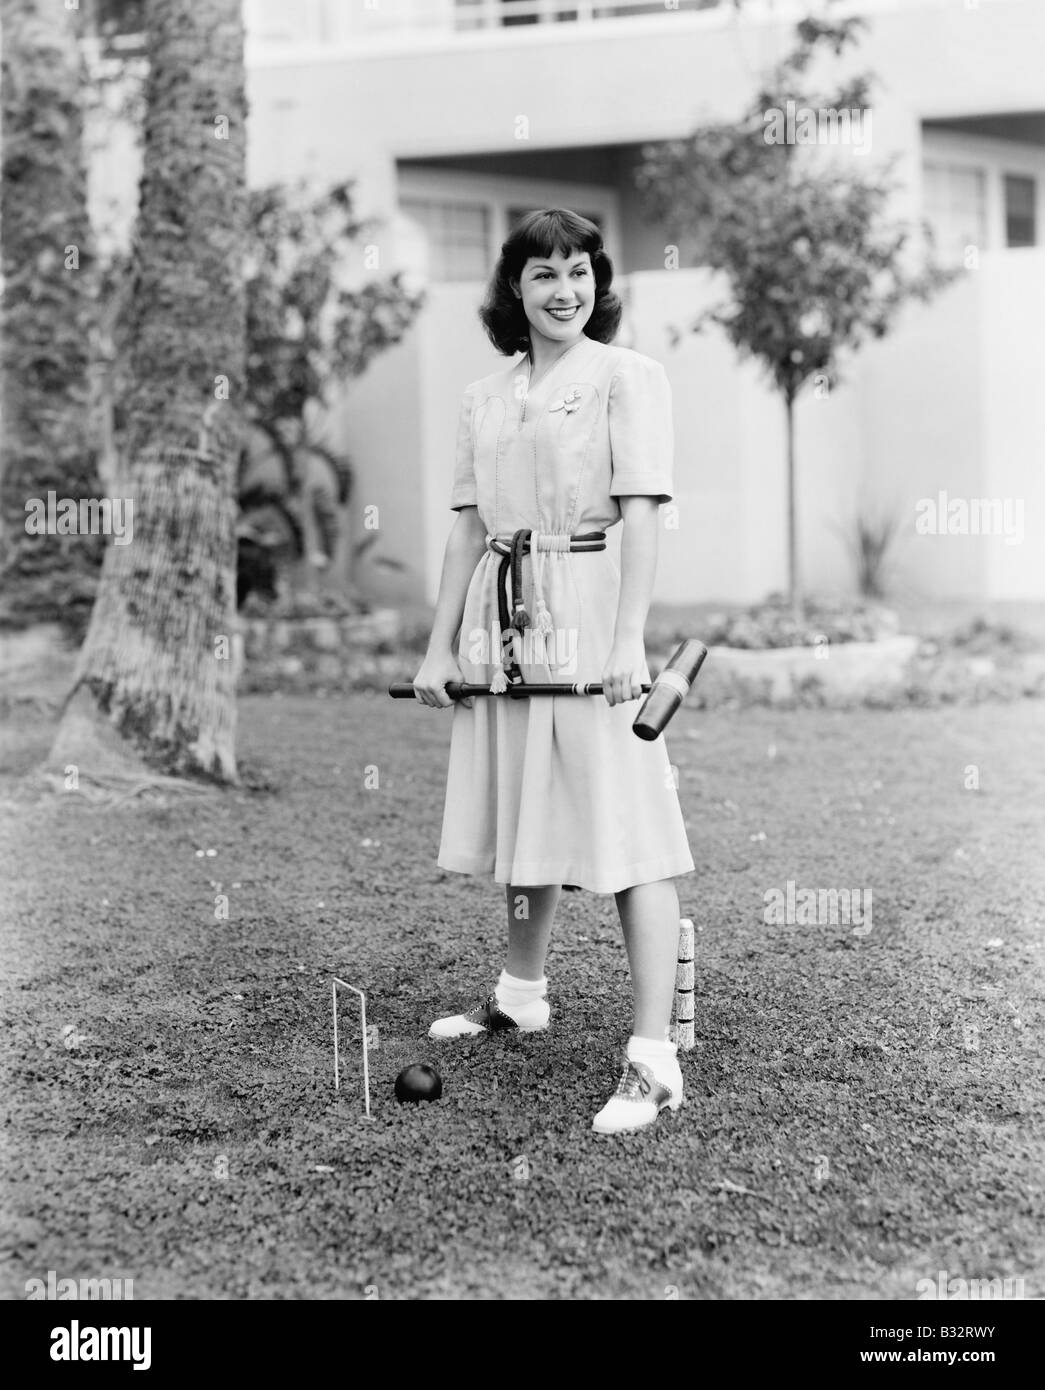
[{"xmin": 437, "ymin": 335, "xmax": 695, "ymax": 895}]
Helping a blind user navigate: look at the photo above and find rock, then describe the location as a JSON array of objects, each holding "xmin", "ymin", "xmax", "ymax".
[
  {"xmin": 0, "ymin": 623, "xmax": 73, "ymax": 701},
  {"xmin": 705, "ymin": 636, "xmax": 920, "ymax": 706},
  {"xmin": 343, "ymin": 608, "xmax": 402, "ymax": 647},
  {"xmin": 305, "ymin": 617, "xmax": 341, "ymax": 652},
  {"xmin": 0, "ymin": 624, "xmax": 66, "ymax": 675}
]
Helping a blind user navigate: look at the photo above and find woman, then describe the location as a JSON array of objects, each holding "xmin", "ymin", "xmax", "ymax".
[{"xmin": 412, "ymin": 209, "xmax": 695, "ymax": 1134}]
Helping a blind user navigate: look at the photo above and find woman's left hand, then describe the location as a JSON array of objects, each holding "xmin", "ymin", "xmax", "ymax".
[{"xmin": 601, "ymin": 635, "xmax": 647, "ymax": 707}]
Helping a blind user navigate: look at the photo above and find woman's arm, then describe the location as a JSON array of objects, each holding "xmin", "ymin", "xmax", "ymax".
[
  {"xmin": 425, "ymin": 506, "xmax": 488, "ymax": 656},
  {"xmin": 413, "ymin": 506, "xmax": 488, "ymax": 707},
  {"xmin": 603, "ymin": 495, "xmax": 661, "ymax": 707}
]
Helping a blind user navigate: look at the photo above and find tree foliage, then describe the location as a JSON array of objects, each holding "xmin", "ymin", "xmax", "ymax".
[
  {"xmin": 635, "ymin": 13, "xmax": 957, "ymax": 405},
  {"xmin": 244, "ymin": 180, "xmax": 424, "ymax": 443}
]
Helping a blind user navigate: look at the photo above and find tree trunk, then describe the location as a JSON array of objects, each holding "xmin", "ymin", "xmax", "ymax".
[
  {"xmin": 785, "ymin": 390, "xmax": 800, "ymax": 612},
  {"xmin": 49, "ymin": 0, "xmax": 247, "ymax": 785},
  {"xmin": 0, "ymin": 0, "xmax": 101, "ymax": 630}
]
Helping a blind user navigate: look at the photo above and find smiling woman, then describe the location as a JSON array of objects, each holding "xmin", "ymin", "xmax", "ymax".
[{"xmin": 408, "ymin": 207, "xmax": 697, "ymax": 1136}]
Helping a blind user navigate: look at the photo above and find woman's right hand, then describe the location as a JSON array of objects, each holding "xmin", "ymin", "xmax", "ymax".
[{"xmin": 412, "ymin": 650, "xmax": 473, "ymax": 709}]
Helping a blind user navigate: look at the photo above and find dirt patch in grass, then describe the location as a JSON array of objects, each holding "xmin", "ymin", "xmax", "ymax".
[{"xmin": 1, "ymin": 694, "xmax": 1044, "ymax": 1299}]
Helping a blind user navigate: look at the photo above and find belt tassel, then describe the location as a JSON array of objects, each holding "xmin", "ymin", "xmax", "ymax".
[
  {"xmin": 509, "ymin": 528, "xmax": 530, "ymax": 633},
  {"xmin": 532, "ymin": 545, "xmax": 554, "ymax": 637}
]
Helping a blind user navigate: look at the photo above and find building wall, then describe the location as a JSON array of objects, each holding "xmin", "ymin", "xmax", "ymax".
[
  {"xmin": 245, "ymin": 0, "xmax": 1045, "ymax": 242},
  {"xmin": 980, "ymin": 250, "xmax": 1045, "ymax": 600},
  {"xmin": 335, "ymin": 253, "xmax": 1045, "ymax": 608},
  {"xmin": 325, "ymin": 329, "xmax": 429, "ymax": 596}
]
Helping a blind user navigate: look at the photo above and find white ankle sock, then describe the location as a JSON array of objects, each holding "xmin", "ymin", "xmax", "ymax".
[
  {"xmin": 495, "ymin": 970, "xmax": 547, "ymax": 1010},
  {"xmin": 627, "ymin": 1034, "xmax": 677, "ymax": 1070}
]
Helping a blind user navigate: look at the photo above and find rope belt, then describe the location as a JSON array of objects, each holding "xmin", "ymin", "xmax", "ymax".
[{"xmin": 484, "ymin": 527, "xmax": 606, "ymax": 690}]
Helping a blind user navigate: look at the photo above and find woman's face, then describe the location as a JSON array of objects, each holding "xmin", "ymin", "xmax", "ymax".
[{"xmin": 512, "ymin": 248, "xmax": 595, "ymax": 350}]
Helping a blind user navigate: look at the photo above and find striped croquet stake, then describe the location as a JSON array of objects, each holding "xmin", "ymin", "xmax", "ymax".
[{"xmin": 673, "ymin": 918, "xmax": 695, "ymax": 1051}]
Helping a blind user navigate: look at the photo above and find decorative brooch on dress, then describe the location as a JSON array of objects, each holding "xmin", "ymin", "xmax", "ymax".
[{"xmin": 549, "ymin": 387, "xmax": 582, "ymax": 414}]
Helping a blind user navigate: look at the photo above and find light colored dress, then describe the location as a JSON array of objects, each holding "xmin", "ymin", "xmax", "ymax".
[{"xmin": 436, "ymin": 335, "xmax": 695, "ymax": 894}]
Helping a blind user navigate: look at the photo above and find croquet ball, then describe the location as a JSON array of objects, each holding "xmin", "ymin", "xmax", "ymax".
[{"xmin": 394, "ymin": 1063, "xmax": 442, "ymax": 1105}]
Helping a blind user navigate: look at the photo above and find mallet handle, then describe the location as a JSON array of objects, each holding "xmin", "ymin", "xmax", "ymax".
[{"xmin": 388, "ymin": 682, "xmax": 653, "ymax": 699}]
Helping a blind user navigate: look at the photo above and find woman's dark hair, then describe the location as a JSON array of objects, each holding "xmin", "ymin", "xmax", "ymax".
[{"xmin": 479, "ymin": 208, "xmax": 622, "ymax": 356}]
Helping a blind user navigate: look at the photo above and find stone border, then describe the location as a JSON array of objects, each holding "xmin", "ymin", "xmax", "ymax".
[
  {"xmin": 5, "ymin": 617, "xmax": 1040, "ymax": 709},
  {"xmin": 239, "ymin": 608, "xmax": 402, "ymax": 661},
  {"xmin": 669, "ymin": 635, "xmax": 921, "ymax": 706},
  {"xmin": 234, "ymin": 608, "xmax": 405, "ymax": 690}
]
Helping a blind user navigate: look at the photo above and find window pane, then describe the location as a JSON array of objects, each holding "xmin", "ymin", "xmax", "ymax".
[
  {"xmin": 923, "ymin": 161, "xmax": 987, "ymax": 261},
  {"xmin": 399, "ymin": 197, "xmax": 490, "ymax": 281},
  {"xmin": 501, "ymin": 0, "xmax": 539, "ymax": 26},
  {"xmin": 1004, "ymin": 174, "xmax": 1036, "ymax": 249}
]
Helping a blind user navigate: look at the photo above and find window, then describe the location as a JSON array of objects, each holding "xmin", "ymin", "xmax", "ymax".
[
  {"xmin": 399, "ymin": 198, "xmax": 491, "ymax": 281},
  {"xmin": 923, "ymin": 161, "xmax": 988, "ymax": 261},
  {"xmin": 244, "ymin": 0, "xmax": 307, "ymax": 43},
  {"xmin": 1004, "ymin": 174, "xmax": 1037, "ymax": 248}
]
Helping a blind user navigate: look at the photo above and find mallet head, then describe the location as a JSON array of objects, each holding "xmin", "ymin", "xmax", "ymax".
[{"xmin": 632, "ymin": 639, "xmax": 708, "ymax": 740}]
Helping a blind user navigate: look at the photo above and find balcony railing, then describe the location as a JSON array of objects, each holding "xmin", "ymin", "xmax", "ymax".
[
  {"xmin": 452, "ymin": 0, "xmax": 724, "ymax": 28},
  {"xmin": 244, "ymin": 0, "xmax": 729, "ymax": 50}
]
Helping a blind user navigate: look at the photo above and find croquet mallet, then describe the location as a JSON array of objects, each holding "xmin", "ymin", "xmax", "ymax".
[{"xmin": 389, "ymin": 638, "xmax": 708, "ymax": 740}]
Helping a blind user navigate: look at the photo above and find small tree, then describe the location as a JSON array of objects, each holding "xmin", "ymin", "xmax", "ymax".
[
  {"xmin": 246, "ymin": 181, "xmax": 423, "ymax": 446},
  {"xmin": 242, "ymin": 182, "xmax": 424, "ymax": 594},
  {"xmin": 635, "ymin": 13, "xmax": 958, "ymax": 607}
]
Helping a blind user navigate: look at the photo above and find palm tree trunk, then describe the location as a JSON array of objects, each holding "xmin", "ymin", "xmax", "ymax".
[
  {"xmin": 49, "ymin": 0, "xmax": 247, "ymax": 785},
  {"xmin": 0, "ymin": 0, "xmax": 101, "ymax": 629}
]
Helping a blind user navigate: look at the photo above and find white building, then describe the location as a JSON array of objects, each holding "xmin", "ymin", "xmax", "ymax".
[{"xmin": 241, "ymin": 0, "xmax": 1045, "ymax": 606}]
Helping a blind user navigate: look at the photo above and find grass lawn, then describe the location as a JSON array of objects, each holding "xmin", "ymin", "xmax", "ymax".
[{"xmin": 1, "ymin": 692, "xmax": 1043, "ymax": 1300}]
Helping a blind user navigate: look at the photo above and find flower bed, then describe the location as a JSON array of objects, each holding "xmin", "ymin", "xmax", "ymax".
[
  {"xmin": 662, "ymin": 594, "xmax": 902, "ymax": 650},
  {"xmin": 643, "ymin": 602, "xmax": 1044, "ymax": 708},
  {"xmin": 234, "ymin": 598, "xmax": 1045, "ymax": 709}
]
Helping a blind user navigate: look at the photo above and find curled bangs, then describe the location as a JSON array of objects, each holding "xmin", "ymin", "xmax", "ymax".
[{"xmin": 510, "ymin": 209, "xmax": 602, "ymax": 268}]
